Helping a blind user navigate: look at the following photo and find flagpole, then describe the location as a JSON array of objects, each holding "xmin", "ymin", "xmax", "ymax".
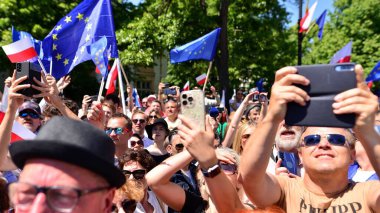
[
  {"xmin": 49, "ymin": 58, "xmax": 53, "ymax": 75},
  {"xmin": 116, "ymin": 58, "xmax": 127, "ymax": 115},
  {"xmin": 297, "ymin": 0, "xmax": 303, "ymax": 65},
  {"xmin": 37, "ymin": 59, "xmax": 48, "ymax": 75},
  {"xmin": 119, "ymin": 61, "xmax": 130, "ymax": 86},
  {"xmin": 203, "ymin": 61, "xmax": 213, "ymax": 92},
  {"xmin": 97, "ymin": 77, "xmax": 105, "ymax": 102}
]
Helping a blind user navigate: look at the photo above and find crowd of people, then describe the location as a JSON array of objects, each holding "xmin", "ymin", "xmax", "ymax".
[{"xmin": 0, "ymin": 64, "xmax": 379, "ymax": 212}]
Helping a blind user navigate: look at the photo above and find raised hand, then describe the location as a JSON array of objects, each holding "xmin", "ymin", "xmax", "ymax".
[{"xmin": 7, "ymin": 70, "xmax": 29, "ymax": 110}]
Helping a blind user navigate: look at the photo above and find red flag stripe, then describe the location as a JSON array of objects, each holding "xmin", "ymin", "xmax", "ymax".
[
  {"xmin": 337, "ymin": 56, "xmax": 351, "ymax": 63},
  {"xmin": 6, "ymin": 47, "xmax": 38, "ymax": 63}
]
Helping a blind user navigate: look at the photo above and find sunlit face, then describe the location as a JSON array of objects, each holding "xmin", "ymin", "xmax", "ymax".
[
  {"xmin": 151, "ymin": 102, "xmax": 161, "ymax": 112},
  {"xmin": 17, "ymin": 159, "xmax": 114, "ymax": 213},
  {"xmin": 102, "ymin": 105, "xmax": 113, "ymax": 125},
  {"xmin": 107, "ymin": 117, "xmax": 132, "ymax": 147},
  {"xmin": 129, "ymin": 136, "xmax": 144, "ymax": 151},
  {"xmin": 275, "ymin": 121, "xmax": 303, "ymax": 152},
  {"xmin": 148, "ymin": 112, "xmax": 159, "ymax": 125},
  {"xmin": 16, "ymin": 110, "xmax": 42, "ymax": 133},
  {"xmin": 167, "ymin": 135, "xmax": 183, "ymax": 155},
  {"xmin": 165, "ymin": 101, "xmax": 178, "ymax": 118},
  {"xmin": 152, "ymin": 124, "xmax": 167, "ymax": 143},
  {"xmin": 299, "ymin": 127, "xmax": 355, "ymax": 175},
  {"xmin": 248, "ymin": 108, "xmax": 260, "ymax": 123},
  {"xmin": 132, "ymin": 113, "xmax": 147, "ymax": 134},
  {"xmin": 123, "ymin": 161, "xmax": 147, "ymax": 189},
  {"xmin": 241, "ymin": 126, "xmax": 256, "ymax": 149}
]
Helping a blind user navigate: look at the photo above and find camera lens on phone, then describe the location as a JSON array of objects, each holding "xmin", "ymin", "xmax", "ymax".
[
  {"xmin": 182, "ymin": 101, "xmax": 188, "ymax": 106},
  {"xmin": 182, "ymin": 94, "xmax": 187, "ymax": 99},
  {"xmin": 188, "ymin": 97, "xmax": 193, "ymax": 102}
]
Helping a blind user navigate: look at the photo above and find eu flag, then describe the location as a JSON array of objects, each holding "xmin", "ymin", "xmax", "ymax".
[
  {"xmin": 256, "ymin": 78, "xmax": 265, "ymax": 92},
  {"xmin": 366, "ymin": 61, "xmax": 380, "ymax": 82},
  {"xmin": 89, "ymin": 36, "xmax": 108, "ymax": 77},
  {"xmin": 316, "ymin": 10, "xmax": 327, "ymax": 40},
  {"xmin": 170, "ymin": 28, "xmax": 221, "ymax": 64},
  {"xmin": 12, "ymin": 26, "xmax": 43, "ymax": 62},
  {"xmin": 42, "ymin": 0, "xmax": 118, "ymax": 79}
]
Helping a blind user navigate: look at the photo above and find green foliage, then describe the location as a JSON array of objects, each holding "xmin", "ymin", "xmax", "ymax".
[{"xmin": 302, "ymin": 0, "xmax": 380, "ymax": 76}]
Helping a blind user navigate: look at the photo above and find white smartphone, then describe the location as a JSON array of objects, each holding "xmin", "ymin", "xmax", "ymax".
[{"xmin": 180, "ymin": 90, "xmax": 205, "ymax": 130}]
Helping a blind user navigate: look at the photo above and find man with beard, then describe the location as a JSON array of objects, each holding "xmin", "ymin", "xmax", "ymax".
[
  {"xmin": 16, "ymin": 101, "xmax": 43, "ymax": 133},
  {"xmin": 118, "ymin": 149, "xmax": 164, "ymax": 213},
  {"xmin": 267, "ymin": 121, "xmax": 304, "ymax": 176}
]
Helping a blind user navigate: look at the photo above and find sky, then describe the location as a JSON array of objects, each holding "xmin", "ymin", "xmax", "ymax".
[{"xmin": 127, "ymin": 0, "xmax": 334, "ymax": 26}]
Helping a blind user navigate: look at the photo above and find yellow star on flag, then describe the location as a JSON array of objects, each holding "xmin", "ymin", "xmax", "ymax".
[
  {"xmin": 80, "ymin": 46, "xmax": 86, "ymax": 54},
  {"xmin": 86, "ymin": 23, "xmax": 93, "ymax": 31},
  {"xmin": 52, "ymin": 34, "xmax": 58, "ymax": 40},
  {"xmin": 52, "ymin": 44, "xmax": 57, "ymax": 50},
  {"xmin": 85, "ymin": 17, "xmax": 89, "ymax": 23},
  {"xmin": 85, "ymin": 34, "xmax": 91, "ymax": 42},
  {"xmin": 63, "ymin": 59, "xmax": 69, "ymax": 66},
  {"xmin": 64, "ymin": 16, "xmax": 72, "ymax": 23},
  {"xmin": 73, "ymin": 56, "xmax": 78, "ymax": 64},
  {"xmin": 55, "ymin": 25, "xmax": 62, "ymax": 31},
  {"xmin": 76, "ymin": 13, "xmax": 83, "ymax": 20},
  {"xmin": 55, "ymin": 53, "xmax": 62, "ymax": 61}
]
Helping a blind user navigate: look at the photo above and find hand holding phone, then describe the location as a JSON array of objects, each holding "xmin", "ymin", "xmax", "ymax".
[{"xmin": 15, "ymin": 62, "xmax": 41, "ymax": 97}]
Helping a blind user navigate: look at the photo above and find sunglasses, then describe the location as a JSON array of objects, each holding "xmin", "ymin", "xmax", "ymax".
[
  {"xmin": 105, "ymin": 127, "xmax": 125, "ymax": 135},
  {"xmin": 132, "ymin": 119, "xmax": 146, "ymax": 124},
  {"xmin": 242, "ymin": 134, "xmax": 251, "ymax": 139},
  {"xmin": 149, "ymin": 115, "xmax": 158, "ymax": 119},
  {"xmin": 219, "ymin": 163, "xmax": 237, "ymax": 175},
  {"xmin": 303, "ymin": 134, "xmax": 347, "ymax": 147},
  {"xmin": 175, "ymin": 143, "xmax": 184, "ymax": 150},
  {"xmin": 19, "ymin": 111, "xmax": 40, "ymax": 119},
  {"xmin": 130, "ymin": 140, "xmax": 143, "ymax": 147},
  {"xmin": 122, "ymin": 169, "xmax": 146, "ymax": 180}
]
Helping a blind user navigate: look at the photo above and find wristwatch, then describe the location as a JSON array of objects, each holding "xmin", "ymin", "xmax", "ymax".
[{"xmin": 201, "ymin": 164, "xmax": 221, "ymax": 178}]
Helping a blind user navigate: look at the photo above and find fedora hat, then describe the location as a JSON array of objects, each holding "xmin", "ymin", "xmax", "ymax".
[{"xmin": 10, "ymin": 117, "xmax": 125, "ymax": 188}]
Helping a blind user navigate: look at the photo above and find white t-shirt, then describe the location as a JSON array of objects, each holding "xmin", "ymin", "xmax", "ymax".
[{"xmin": 134, "ymin": 190, "xmax": 166, "ymax": 213}]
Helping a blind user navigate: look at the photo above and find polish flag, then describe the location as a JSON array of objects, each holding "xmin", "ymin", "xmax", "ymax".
[
  {"xmin": 299, "ymin": 1, "xmax": 318, "ymax": 33},
  {"xmin": 196, "ymin": 73, "xmax": 207, "ymax": 85},
  {"xmin": 329, "ymin": 41, "xmax": 352, "ymax": 64},
  {"xmin": 183, "ymin": 81, "xmax": 190, "ymax": 91},
  {"xmin": 2, "ymin": 38, "xmax": 38, "ymax": 63},
  {"xmin": 105, "ymin": 60, "xmax": 119, "ymax": 95},
  {"xmin": 0, "ymin": 112, "xmax": 36, "ymax": 143}
]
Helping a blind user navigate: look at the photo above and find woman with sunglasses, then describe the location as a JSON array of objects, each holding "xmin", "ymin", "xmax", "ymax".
[
  {"xmin": 117, "ymin": 149, "xmax": 165, "ymax": 213},
  {"xmin": 129, "ymin": 134, "xmax": 145, "ymax": 151},
  {"xmin": 232, "ymin": 122, "xmax": 256, "ymax": 155},
  {"xmin": 146, "ymin": 118, "xmax": 170, "ymax": 164},
  {"xmin": 147, "ymin": 110, "xmax": 162, "ymax": 125}
]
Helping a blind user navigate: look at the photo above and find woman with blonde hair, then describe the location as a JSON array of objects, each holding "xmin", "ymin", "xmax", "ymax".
[{"xmin": 232, "ymin": 122, "xmax": 256, "ymax": 155}]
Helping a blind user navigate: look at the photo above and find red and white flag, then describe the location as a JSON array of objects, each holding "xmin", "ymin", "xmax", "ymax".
[
  {"xmin": 329, "ymin": 41, "xmax": 352, "ymax": 64},
  {"xmin": 196, "ymin": 73, "xmax": 207, "ymax": 85},
  {"xmin": 105, "ymin": 60, "xmax": 119, "ymax": 95},
  {"xmin": 299, "ymin": 1, "xmax": 318, "ymax": 33},
  {"xmin": 183, "ymin": 81, "xmax": 190, "ymax": 91},
  {"xmin": 2, "ymin": 38, "xmax": 38, "ymax": 63}
]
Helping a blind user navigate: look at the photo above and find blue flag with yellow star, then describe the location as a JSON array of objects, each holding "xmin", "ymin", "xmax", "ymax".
[
  {"xmin": 170, "ymin": 28, "xmax": 221, "ymax": 64},
  {"xmin": 366, "ymin": 61, "xmax": 380, "ymax": 82},
  {"xmin": 89, "ymin": 36, "xmax": 108, "ymax": 77},
  {"xmin": 42, "ymin": 0, "xmax": 118, "ymax": 79}
]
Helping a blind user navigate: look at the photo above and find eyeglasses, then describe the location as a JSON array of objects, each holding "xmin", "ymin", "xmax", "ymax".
[
  {"xmin": 105, "ymin": 127, "xmax": 126, "ymax": 135},
  {"xmin": 242, "ymin": 134, "xmax": 251, "ymax": 139},
  {"xmin": 303, "ymin": 134, "xmax": 347, "ymax": 147},
  {"xmin": 175, "ymin": 143, "xmax": 184, "ymax": 150},
  {"xmin": 132, "ymin": 119, "xmax": 146, "ymax": 124},
  {"xmin": 19, "ymin": 111, "xmax": 40, "ymax": 119},
  {"xmin": 130, "ymin": 140, "xmax": 143, "ymax": 147},
  {"xmin": 219, "ymin": 163, "xmax": 237, "ymax": 175},
  {"xmin": 9, "ymin": 182, "xmax": 110, "ymax": 213},
  {"xmin": 122, "ymin": 169, "xmax": 146, "ymax": 180},
  {"xmin": 149, "ymin": 115, "xmax": 158, "ymax": 119}
]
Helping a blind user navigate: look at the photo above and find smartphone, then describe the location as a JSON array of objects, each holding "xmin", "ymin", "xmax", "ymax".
[
  {"xmin": 259, "ymin": 94, "xmax": 267, "ymax": 102},
  {"xmin": 285, "ymin": 63, "xmax": 356, "ymax": 128},
  {"xmin": 180, "ymin": 90, "xmax": 206, "ymax": 130},
  {"xmin": 15, "ymin": 62, "xmax": 42, "ymax": 97},
  {"xmin": 164, "ymin": 88, "xmax": 176, "ymax": 95},
  {"xmin": 250, "ymin": 88, "xmax": 259, "ymax": 101}
]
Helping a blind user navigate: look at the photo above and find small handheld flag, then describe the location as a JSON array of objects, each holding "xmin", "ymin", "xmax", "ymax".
[
  {"xmin": 90, "ymin": 36, "xmax": 108, "ymax": 78},
  {"xmin": 196, "ymin": 73, "xmax": 207, "ymax": 85},
  {"xmin": 299, "ymin": 1, "xmax": 318, "ymax": 33},
  {"xmin": 329, "ymin": 41, "xmax": 352, "ymax": 64},
  {"xmin": 2, "ymin": 38, "xmax": 38, "ymax": 63},
  {"xmin": 105, "ymin": 60, "xmax": 119, "ymax": 95},
  {"xmin": 183, "ymin": 81, "xmax": 190, "ymax": 91},
  {"xmin": 315, "ymin": 10, "xmax": 327, "ymax": 40}
]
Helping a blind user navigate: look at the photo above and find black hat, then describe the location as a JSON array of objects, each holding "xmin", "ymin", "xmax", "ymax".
[
  {"xmin": 9, "ymin": 117, "xmax": 125, "ymax": 188},
  {"xmin": 145, "ymin": 118, "xmax": 169, "ymax": 140}
]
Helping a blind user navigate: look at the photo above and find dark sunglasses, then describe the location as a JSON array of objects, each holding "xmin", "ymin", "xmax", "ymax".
[
  {"xmin": 303, "ymin": 134, "xmax": 346, "ymax": 147},
  {"xmin": 105, "ymin": 127, "xmax": 125, "ymax": 135},
  {"xmin": 122, "ymin": 169, "xmax": 146, "ymax": 180},
  {"xmin": 242, "ymin": 134, "xmax": 251, "ymax": 139},
  {"xmin": 149, "ymin": 115, "xmax": 158, "ymax": 119},
  {"xmin": 175, "ymin": 143, "xmax": 184, "ymax": 150},
  {"xmin": 219, "ymin": 163, "xmax": 237, "ymax": 175},
  {"xmin": 130, "ymin": 140, "xmax": 143, "ymax": 147},
  {"xmin": 132, "ymin": 119, "xmax": 146, "ymax": 124},
  {"xmin": 19, "ymin": 111, "xmax": 40, "ymax": 119}
]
